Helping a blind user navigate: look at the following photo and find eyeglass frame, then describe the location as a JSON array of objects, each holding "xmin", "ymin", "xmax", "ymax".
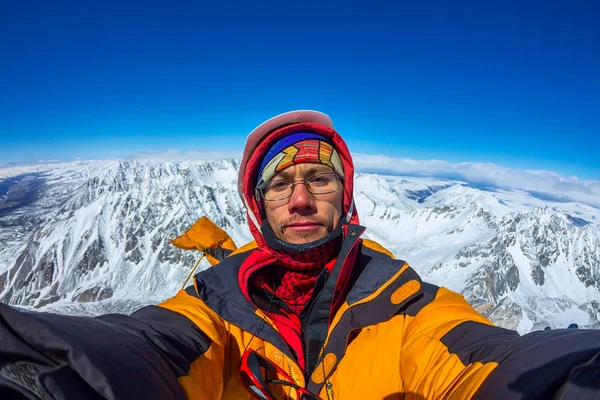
[
  {"xmin": 239, "ymin": 349, "xmax": 322, "ymax": 400},
  {"xmin": 256, "ymin": 172, "xmax": 342, "ymax": 202}
]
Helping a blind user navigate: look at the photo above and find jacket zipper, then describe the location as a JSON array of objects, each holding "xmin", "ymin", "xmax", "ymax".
[
  {"xmin": 300, "ymin": 228, "xmax": 360, "ymax": 375},
  {"xmin": 287, "ymin": 359, "xmax": 296, "ymax": 399}
]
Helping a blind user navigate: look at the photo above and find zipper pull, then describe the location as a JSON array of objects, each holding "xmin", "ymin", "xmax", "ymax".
[{"xmin": 326, "ymin": 381, "xmax": 334, "ymax": 399}]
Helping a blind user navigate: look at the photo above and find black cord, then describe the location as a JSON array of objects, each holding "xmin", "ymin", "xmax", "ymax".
[{"xmin": 243, "ymin": 282, "xmax": 277, "ymax": 354}]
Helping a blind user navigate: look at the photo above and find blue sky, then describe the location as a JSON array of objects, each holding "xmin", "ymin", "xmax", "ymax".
[{"xmin": 1, "ymin": 1, "xmax": 599, "ymax": 179}]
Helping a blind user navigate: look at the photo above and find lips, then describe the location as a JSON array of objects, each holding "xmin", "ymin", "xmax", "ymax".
[{"xmin": 285, "ymin": 221, "xmax": 323, "ymax": 231}]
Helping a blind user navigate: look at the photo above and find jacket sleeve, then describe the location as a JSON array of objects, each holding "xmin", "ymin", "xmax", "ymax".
[
  {"xmin": 400, "ymin": 284, "xmax": 600, "ymax": 400},
  {"xmin": 0, "ymin": 287, "xmax": 227, "ymax": 400}
]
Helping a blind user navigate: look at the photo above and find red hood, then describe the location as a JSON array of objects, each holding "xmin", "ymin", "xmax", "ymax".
[{"xmin": 238, "ymin": 110, "xmax": 359, "ymax": 247}]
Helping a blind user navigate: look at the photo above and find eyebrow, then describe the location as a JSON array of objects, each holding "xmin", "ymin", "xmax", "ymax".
[{"xmin": 276, "ymin": 166, "xmax": 332, "ymax": 180}]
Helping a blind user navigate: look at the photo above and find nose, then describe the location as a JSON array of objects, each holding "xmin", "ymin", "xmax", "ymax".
[{"xmin": 287, "ymin": 181, "xmax": 315, "ymax": 212}]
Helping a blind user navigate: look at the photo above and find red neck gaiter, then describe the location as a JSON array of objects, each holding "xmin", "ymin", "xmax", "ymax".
[{"xmin": 271, "ymin": 238, "xmax": 340, "ymax": 315}]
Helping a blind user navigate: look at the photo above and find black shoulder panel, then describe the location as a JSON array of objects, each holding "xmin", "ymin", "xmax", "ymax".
[
  {"xmin": 440, "ymin": 320, "xmax": 520, "ymax": 365},
  {"xmin": 346, "ymin": 244, "xmax": 408, "ymax": 304}
]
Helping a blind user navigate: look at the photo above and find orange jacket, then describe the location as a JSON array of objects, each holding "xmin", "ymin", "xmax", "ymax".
[{"xmin": 159, "ymin": 234, "xmax": 501, "ymax": 399}]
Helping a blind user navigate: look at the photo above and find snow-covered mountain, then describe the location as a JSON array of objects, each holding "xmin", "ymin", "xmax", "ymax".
[{"xmin": 1, "ymin": 160, "xmax": 599, "ymax": 334}]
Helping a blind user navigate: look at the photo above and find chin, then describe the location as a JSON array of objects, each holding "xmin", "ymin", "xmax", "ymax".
[{"xmin": 283, "ymin": 232, "xmax": 328, "ymax": 244}]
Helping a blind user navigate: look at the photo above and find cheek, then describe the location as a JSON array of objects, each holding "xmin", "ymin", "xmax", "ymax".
[
  {"xmin": 264, "ymin": 203, "xmax": 275, "ymax": 222},
  {"xmin": 264, "ymin": 202, "xmax": 284, "ymax": 226},
  {"xmin": 326, "ymin": 193, "xmax": 344, "ymax": 221}
]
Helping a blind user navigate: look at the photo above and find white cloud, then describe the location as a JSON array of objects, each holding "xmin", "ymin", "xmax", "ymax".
[
  {"xmin": 8, "ymin": 149, "xmax": 598, "ymax": 209},
  {"xmin": 353, "ymin": 153, "xmax": 600, "ymax": 208},
  {"xmin": 37, "ymin": 159, "xmax": 62, "ymax": 163},
  {"xmin": 130, "ymin": 149, "xmax": 241, "ymax": 162}
]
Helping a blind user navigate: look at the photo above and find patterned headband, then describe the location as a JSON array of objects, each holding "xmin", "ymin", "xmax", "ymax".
[{"xmin": 256, "ymin": 132, "xmax": 344, "ymax": 189}]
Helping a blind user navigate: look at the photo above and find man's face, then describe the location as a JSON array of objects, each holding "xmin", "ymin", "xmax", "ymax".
[{"xmin": 262, "ymin": 163, "xmax": 343, "ymax": 244}]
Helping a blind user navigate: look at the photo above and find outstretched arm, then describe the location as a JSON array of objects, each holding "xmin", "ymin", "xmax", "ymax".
[
  {"xmin": 0, "ymin": 287, "xmax": 227, "ymax": 399},
  {"xmin": 400, "ymin": 285, "xmax": 600, "ymax": 399}
]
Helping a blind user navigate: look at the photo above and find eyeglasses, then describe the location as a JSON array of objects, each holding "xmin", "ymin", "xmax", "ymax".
[
  {"xmin": 239, "ymin": 349, "xmax": 322, "ymax": 400},
  {"xmin": 257, "ymin": 173, "xmax": 341, "ymax": 202}
]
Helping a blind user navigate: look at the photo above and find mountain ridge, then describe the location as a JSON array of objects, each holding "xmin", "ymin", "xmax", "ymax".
[{"xmin": 1, "ymin": 159, "xmax": 599, "ymax": 333}]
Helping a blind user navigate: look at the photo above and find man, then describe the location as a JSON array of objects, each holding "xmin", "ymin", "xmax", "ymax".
[{"xmin": 1, "ymin": 110, "xmax": 600, "ymax": 399}]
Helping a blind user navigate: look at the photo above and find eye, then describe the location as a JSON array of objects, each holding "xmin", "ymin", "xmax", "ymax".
[
  {"xmin": 309, "ymin": 174, "xmax": 333, "ymax": 186},
  {"xmin": 267, "ymin": 180, "xmax": 291, "ymax": 191}
]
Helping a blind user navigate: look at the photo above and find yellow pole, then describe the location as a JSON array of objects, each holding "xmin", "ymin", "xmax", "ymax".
[{"xmin": 181, "ymin": 253, "xmax": 205, "ymax": 290}]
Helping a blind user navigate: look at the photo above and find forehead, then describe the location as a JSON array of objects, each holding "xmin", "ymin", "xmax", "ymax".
[{"xmin": 272, "ymin": 163, "xmax": 335, "ymax": 179}]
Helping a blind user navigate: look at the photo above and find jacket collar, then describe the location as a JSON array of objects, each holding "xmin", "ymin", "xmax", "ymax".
[{"xmin": 194, "ymin": 226, "xmax": 419, "ymax": 372}]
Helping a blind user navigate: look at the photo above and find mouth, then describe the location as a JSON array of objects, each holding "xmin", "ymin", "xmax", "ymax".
[{"xmin": 283, "ymin": 221, "xmax": 323, "ymax": 232}]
